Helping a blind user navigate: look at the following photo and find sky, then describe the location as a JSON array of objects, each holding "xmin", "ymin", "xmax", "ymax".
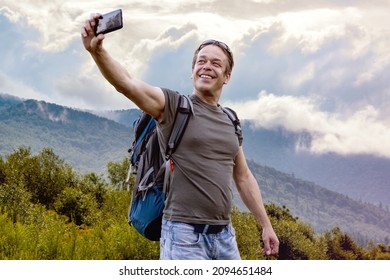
[{"xmin": 1, "ymin": 0, "xmax": 390, "ymax": 158}]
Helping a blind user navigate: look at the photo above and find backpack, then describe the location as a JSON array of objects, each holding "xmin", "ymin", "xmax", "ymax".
[{"xmin": 126, "ymin": 94, "xmax": 242, "ymax": 241}]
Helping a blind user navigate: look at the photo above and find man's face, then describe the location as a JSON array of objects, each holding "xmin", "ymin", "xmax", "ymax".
[{"xmin": 192, "ymin": 45, "xmax": 231, "ymax": 96}]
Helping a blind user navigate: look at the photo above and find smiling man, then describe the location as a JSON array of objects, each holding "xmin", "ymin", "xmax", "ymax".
[
  {"xmin": 191, "ymin": 40, "xmax": 233, "ymax": 104},
  {"xmin": 81, "ymin": 13, "xmax": 279, "ymax": 260}
]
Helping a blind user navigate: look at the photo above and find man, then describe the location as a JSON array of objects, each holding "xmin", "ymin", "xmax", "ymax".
[{"xmin": 81, "ymin": 13, "xmax": 279, "ymax": 260}]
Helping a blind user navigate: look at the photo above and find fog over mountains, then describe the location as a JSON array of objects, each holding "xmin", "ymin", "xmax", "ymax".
[
  {"xmin": 1, "ymin": 92, "xmax": 389, "ymax": 207},
  {"xmin": 242, "ymin": 124, "xmax": 390, "ymax": 207},
  {"xmin": 99, "ymin": 103, "xmax": 390, "ymax": 208},
  {"xmin": 1, "ymin": 93, "xmax": 389, "ymax": 244}
]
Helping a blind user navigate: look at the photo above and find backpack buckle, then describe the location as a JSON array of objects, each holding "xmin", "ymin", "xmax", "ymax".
[{"xmin": 169, "ymin": 159, "xmax": 175, "ymax": 172}]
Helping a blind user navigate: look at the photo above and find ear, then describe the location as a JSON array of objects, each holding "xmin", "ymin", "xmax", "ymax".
[{"xmin": 224, "ymin": 72, "xmax": 231, "ymax": 85}]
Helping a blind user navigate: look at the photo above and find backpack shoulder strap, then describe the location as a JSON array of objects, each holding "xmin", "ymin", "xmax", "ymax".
[
  {"xmin": 221, "ymin": 106, "xmax": 243, "ymax": 146},
  {"xmin": 165, "ymin": 95, "xmax": 193, "ymax": 158}
]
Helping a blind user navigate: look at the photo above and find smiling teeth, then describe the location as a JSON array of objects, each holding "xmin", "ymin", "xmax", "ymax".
[{"xmin": 200, "ymin": 75, "xmax": 212, "ymax": 79}]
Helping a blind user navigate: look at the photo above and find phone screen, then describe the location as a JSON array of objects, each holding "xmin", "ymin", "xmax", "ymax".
[{"xmin": 95, "ymin": 9, "xmax": 123, "ymax": 35}]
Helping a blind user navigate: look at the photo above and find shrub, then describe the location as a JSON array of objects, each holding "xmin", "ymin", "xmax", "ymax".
[{"xmin": 54, "ymin": 187, "xmax": 99, "ymax": 226}]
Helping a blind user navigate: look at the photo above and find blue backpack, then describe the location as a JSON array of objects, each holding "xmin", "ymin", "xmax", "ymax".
[{"xmin": 127, "ymin": 93, "xmax": 242, "ymax": 241}]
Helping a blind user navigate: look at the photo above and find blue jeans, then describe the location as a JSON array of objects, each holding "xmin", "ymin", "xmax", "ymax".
[{"xmin": 160, "ymin": 219, "xmax": 241, "ymax": 260}]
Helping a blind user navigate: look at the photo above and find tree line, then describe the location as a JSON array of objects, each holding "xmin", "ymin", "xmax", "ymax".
[{"xmin": 0, "ymin": 147, "xmax": 389, "ymax": 260}]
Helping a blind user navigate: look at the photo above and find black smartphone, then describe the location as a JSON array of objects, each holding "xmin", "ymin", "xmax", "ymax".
[{"xmin": 94, "ymin": 9, "xmax": 123, "ymax": 36}]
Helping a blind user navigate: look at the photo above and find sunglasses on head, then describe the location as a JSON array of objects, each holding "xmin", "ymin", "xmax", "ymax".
[{"xmin": 198, "ymin": 39, "xmax": 232, "ymax": 55}]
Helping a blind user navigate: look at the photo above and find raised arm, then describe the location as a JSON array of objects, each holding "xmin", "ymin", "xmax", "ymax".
[
  {"xmin": 233, "ymin": 147, "xmax": 279, "ymax": 256},
  {"xmin": 81, "ymin": 13, "xmax": 164, "ymax": 120}
]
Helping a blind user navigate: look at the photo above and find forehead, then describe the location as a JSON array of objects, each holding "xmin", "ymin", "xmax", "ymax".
[{"xmin": 197, "ymin": 45, "xmax": 228, "ymax": 62}]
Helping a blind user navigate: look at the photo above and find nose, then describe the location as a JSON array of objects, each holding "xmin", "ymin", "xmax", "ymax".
[{"xmin": 202, "ymin": 61, "xmax": 212, "ymax": 70}]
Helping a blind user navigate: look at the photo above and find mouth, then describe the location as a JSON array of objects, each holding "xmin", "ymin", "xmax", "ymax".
[{"xmin": 199, "ymin": 74, "xmax": 214, "ymax": 79}]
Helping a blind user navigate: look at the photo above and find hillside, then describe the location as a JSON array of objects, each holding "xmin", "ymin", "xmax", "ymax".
[
  {"xmin": 242, "ymin": 161, "xmax": 390, "ymax": 244},
  {"xmin": 104, "ymin": 109, "xmax": 390, "ymax": 208},
  {"xmin": 0, "ymin": 94, "xmax": 131, "ymax": 174},
  {"xmin": 242, "ymin": 125, "xmax": 390, "ymax": 208},
  {"xmin": 1, "ymin": 93, "xmax": 389, "ymax": 244}
]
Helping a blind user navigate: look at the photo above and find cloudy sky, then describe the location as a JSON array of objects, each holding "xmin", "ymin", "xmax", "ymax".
[{"xmin": 1, "ymin": 0, "xmax": 389, "ymax": 158}]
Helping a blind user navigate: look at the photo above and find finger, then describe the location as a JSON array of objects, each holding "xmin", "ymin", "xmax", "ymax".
[
  {"xmin": 89, "ymin": 13, "xmax": 102, "ymax": 28},
  {"xmin": 82, "ymin": 19, "xmax": 92, "ymax": 36},
  {"xmin": 270, "ymin": 240, "xmax": 279, "ymax": 256},
  {"xmin": 82, "ymin": 13, "xmax": 101, "ymax": 36},
  {"xmin": 262, "ymin": 238, "xmax": 271, "ymax": 256},
  {"xmin": 81, "ymin": 26, "xmax": 88, "ymax": 38},
  {"xmin": 89, "ymin": 16, "xmax": 96, "ymax": 29}
]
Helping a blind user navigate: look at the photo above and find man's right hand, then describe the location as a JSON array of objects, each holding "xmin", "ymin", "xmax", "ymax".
[
  {"xmin": 81, "ymin": 13, "xmax": 104, "ymax": 53},
  {"xmin": 79, "ymin": 12, "xmax": 165, "ymax": 120}
]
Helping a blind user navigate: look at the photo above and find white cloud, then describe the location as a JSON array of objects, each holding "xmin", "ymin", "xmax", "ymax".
[
  {"xmin": 272, "ymin": 7, "xmax": 367, "ymax": 52},
  {"xmin": 286, "ymin": 62, "xmax": 315, "ymax": 88},
  {"xmin": 1, "ymin": 0, "xmax": 390, "ymax": 160},
  {"xmin": 54, "ymin": 74, "xmax": 134, "ymax": 110},
  {"xmin": 1, "ymin": 1, "xmax": 87, "ymax": 52},
  {"xmin": 225, "ymin": 91, "xmax": 390, "ymax": 158},
  {"xmin": 0, "ymin": 71, "xmax": 52, "ymax": 102}
]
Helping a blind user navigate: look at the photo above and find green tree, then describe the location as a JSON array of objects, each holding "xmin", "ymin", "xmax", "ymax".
[
  {"xmin": 0, "ymin": 182, "xmax": 32, "ymax": 223},
  {"xmin": 0, "ymin": 155, "xmax": 5, "ymax": 185},
  {"xmin": 53, "ymin": 187, "xmax": 99, "ymax": 226},
  {"xmin": 107, "ymin": 157, "xmax": 129, "ymax": 190},
  {"xmin": 266, "ymin": 203, "xmax": 327, "ymax": 260},
  {"xmin": 367, "ymin": 243, "xmax": 390, "ymax": 260},
  {"xmin": 2, "ymin": 147, "xmax": 387, "ymax": 260},
  {"xmin": 323, "ymin": 227, "xmax": 368, "ymax": 260},
  {"xmin": 81, "ymin": 172, "xmax": 108, "ymax": 208},
  {"xmin": 2, "ymin": 147, "xmax": 74, "ymax": 208}
]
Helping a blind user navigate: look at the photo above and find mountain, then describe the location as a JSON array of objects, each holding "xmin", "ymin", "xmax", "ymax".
[
  {"xmin": 0, "ymin": 94, "xmax": 131, "ymax": 174},
  {"xmin": 242, "ymin": 160, "xmax": 390, "ymax": 244},
  {"xmin": 91, "ymin": 109, "xmax": 141, "ymax": 127},
  {"xmin": 242, "ymin": 125, "xmax": 390, "ymax": 208},
  {"xmin": 0, "ymin": 93, "xmax": 24, "ymax": 107},
  {"xmin": 102, "ymin": 109, "xmax": 390, "ymax": 208},
  {"xmin": 1, "ymin": 93, "xmax": 389, "ymax": 244}
]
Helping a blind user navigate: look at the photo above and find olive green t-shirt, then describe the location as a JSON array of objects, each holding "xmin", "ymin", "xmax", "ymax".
[{"xmin": 157, "ymin": 88, "xmax": 241, "ymax": 225}]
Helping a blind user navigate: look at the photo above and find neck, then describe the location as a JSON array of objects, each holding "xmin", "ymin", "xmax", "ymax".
[{"xmin": 193, "ymin": 89, "xmax": 221, "ymax": 106}]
